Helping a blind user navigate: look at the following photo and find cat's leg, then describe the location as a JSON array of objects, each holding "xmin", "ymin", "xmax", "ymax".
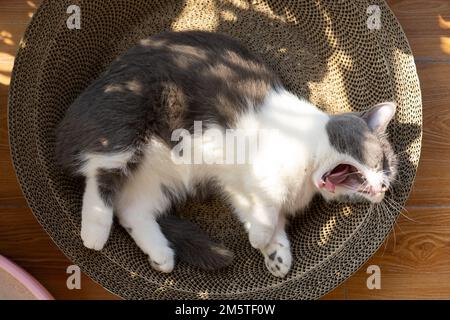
[
  {"xmin": 247, "ymin": 203, "xmax": 279, "ymax": 250},
  {"xmin": 116, "ymin": 180, "xmax": 176, "ymax": 273},
  {"xmin": 228, "ymin": 192, "xmax": 279, "ymax": 250},
  {"xmin": 261, "ymin": 214, "xmax": 292, "ymax": 278},
  {"xmin": 80, "ymin": 152, "xmax": 133, "ymax": 250},
  {"xmin": 80, "ymin": 175, "xmax": 114, "ymax": 250},
  {"xmin": 231, "ymin": 194, "xmax": 291, "ymax": 277}
]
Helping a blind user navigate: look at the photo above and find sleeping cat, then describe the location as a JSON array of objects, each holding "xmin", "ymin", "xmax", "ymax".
[{"xmin": 56, "ymin": 31, "xmax": 398, "ymax": 278}]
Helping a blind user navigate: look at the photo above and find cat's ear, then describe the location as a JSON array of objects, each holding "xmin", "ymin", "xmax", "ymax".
[{"xmin": 361, "ymin": 102, "xmax": 396, "ymax": 133}]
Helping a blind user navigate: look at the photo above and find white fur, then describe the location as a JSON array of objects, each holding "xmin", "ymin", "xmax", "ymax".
[
  {"xmin": 80, "ymin": 176, "xmax": 113, "ymax": 250},
  {"xmin": 79, "ymin": 151, "xmax": 134, "ymax": 250},
  {"xmin": 79, "ymin": 150, "xmax": 134, "ymax": 176}
]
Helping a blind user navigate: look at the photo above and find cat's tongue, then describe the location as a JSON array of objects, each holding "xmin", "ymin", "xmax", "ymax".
[
  {"xmin": 324, "ymin": 179, "xmax": 336, "ymax": 193},
  {"xmin": 328, "ymin": 164, "xmax": 351, "ymax": 184},
  {"xmin": 323, "ymin": 164, "xmax": 352, "ymax": 193}
]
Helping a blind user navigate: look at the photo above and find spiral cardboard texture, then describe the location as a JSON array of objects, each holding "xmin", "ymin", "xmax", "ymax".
[{"xmin": 8, "ymin": 0, "xmax": 422, "ymax": 299}]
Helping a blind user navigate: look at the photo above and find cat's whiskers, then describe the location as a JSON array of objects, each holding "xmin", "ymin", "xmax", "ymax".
[
  {"xmin": 376, "ymin": 204, "xmax": 392, "ymax": 257},
  {"xmin": 384, "ymin": 196, "xmax": 419, "ymax": 224},
  {"xmin": 379, "ymin": 201, "xmax": 398, "ymax": 253},
  {"xmin": 382, "ymin": 200, "xmax": 405, "ymax": 235}
]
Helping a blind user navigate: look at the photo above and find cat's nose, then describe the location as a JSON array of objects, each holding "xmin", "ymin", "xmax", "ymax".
[{"xmin": 369, "ymin": 184, "xmax": 387, "ymax": 196}]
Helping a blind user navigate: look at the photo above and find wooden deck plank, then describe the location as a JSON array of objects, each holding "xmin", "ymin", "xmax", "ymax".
[
  {"xmin": 326, "ymin": 207, "xmax": 450, "ymax": 299},
  {"xmin": 389, "ymin": 0, "xmax": 450, "ymax": 61},
  {"xmin": 0, "ymin": 207, "xmax": 118, "ymax": 299},
  {"xmin": 407, "ymin": 63, "xmax": 450, "ymax": 205}
]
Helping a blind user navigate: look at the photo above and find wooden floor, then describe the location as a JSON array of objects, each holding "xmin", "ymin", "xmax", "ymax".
[{"xmin": 0, "ymin": 0, "xmax": 449, "ymax": 300}]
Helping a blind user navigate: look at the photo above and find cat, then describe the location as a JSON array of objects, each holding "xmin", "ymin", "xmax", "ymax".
[{"xmin": 56, "ymin": 31, "xmax": 398, "ymax": 278}]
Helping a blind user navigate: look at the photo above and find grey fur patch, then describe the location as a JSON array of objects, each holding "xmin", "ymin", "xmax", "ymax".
[
  {"xmin": 97, "ymin": 168, "xmax": 126, "ymax": 208},
  {"xmin": 326, "ymin": 112, "xmax": 398, "ymax": 182},
  {"xmin": 158, "ymin": 214, "xmax": 233, "ymax": 270},
  {"xmin": 96, "ymin": 150, "xmax": 142, "ymax": 208},
  {"xmin": 55, "ymin": 31, "xmax": 280, "ymax": 174},
  {"xmin": 326, "ymin": 114, "xmax": 383, "ymax": 169},
  {"xmin": 191, "ymin": 177, "xmax": 223, "ymax": 201},
  {"xmin": 161, "ymin": 184, "xmax": 186, "ymax": 210}
]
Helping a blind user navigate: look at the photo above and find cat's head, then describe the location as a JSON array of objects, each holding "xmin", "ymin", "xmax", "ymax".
[{"xmin": 314, "ymin": 102, "xmax": 398, "ymax": 204}]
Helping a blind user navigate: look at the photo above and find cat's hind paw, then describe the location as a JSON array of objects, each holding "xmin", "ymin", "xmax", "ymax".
[
  {"xmin": 262, "ymin": 241, "xmax": 292, "ymax": 278},
  {"xmin": 149, "ymin": 246, "xmax": 175, "ymax": 273},
  {"xmin": 81, "ymin": 217, "xmax": 112, "ymax": 251},
  {"xmin": 248, "ymin": 224, "xmax": 274, "ymax": 250}
]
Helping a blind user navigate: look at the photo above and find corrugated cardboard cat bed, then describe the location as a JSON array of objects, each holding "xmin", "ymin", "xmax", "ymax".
[{"xmin": 8, "ymin": 0, "xmax": 422, "ymax": 299}]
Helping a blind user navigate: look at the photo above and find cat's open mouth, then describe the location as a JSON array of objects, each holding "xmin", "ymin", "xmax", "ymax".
[{"xmin": 320, "ymin": 163, "xmax": 368, "ymax": 194}]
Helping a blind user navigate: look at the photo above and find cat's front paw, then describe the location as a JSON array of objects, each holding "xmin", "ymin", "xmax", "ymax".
[
  {"xmin": 262, "ymin": 241, "xmax": 292, "ymax": 278},
  {"xmin": 81, "ymin": 219, "xmax": 112, "ymax": 250},
  {"xmin": 248, "ymin": 224, "xmax": 274, "ymax": 249},
  {"xmin": 149, "ymin": 246, "xmax": 175, "ymax": 273}
]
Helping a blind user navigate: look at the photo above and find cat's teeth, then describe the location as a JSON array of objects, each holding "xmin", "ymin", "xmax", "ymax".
[{"xmin": 319, "ymin": 180, "xmax": 326, "ymax": 188}]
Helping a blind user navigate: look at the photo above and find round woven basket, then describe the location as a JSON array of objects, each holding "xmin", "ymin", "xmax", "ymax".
[{"xmin": 8, "ymin": 0, "xmax": 422, "ymax": 299}]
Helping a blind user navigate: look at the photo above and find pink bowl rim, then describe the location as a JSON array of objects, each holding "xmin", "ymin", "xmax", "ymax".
[{"xmin": 0, "ymin": 254, "xmax": 54, "ymax": 300}]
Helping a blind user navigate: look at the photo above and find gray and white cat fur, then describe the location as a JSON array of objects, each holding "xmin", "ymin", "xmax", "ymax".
[{"xmin": 56, "ymin": 31, "xmax": 398, "ymax": 278}]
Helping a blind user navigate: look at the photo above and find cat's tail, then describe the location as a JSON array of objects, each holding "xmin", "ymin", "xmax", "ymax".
[{"xmin": 158, "ymin": 214, "xmax": 234, "ymax": 270}]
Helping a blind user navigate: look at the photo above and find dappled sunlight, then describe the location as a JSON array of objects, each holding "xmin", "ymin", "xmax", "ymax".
[
  {"xmin": 226, "ymin": 0, "xmax": 250, "ymax": 10},
  {"xmin": 220, "ymin": 9, "xmax": 238, "ymax": 22},
  {"xmin": 321, "ymin": 11, "xmax": 339, "ymax": 50},
  {"xmin": 0, "ymin": 52, "xmax": 14, "ymax": 85},
  {"xmin": 26, "ymin": 0, "xmax": 37, "ymax": 9},
  {"xmin": 307, "ymin": 67, "xmax": 351, "ymax": 113},
  {"xmin": 0, "ymin": 31, "xmax": 15, "ymax": 46},
  {"xmin": 0, "ymin": 2, "xmax": 42, "ymax": 86},
  {"xmin": 319, "ymin": 10, "xmax": 354, "ymax": 71},
  {"xmin": 437, "ymin": 15, "xmax": 450, "ymax": 55},
  {"xmin": 154, "ymin": 278, "xmax": 176, "ymax": 294},
  {"xmin": 250, "ymin": 2, "xmax": 289, "ymax": 24},
  {"xmin": 438, "ymin": 14, "xmax": 450, "ymax": 29},
  {"xmin": 171, "ymin": 0, "xmax": 220, "ymax": 31},
  {"xmin": 439, "ymin": 36, "xmax": 450, "ymax": 54},
  {"xmin": 197, "ymin": 290, "xmax": 209, "ymax": 299},
  {"xmin": 0, "ymin": 52, "xmax": 15, "ymax": 70},
  {"xmin": 0, "ymin": 73, "xmax": 10, "ymax": 86},
  {"xmin": 318, "ymin": 215, "xmax": 336, "ymax": 246},
  {"xmin": 342, "ymin": 205, "xmax": 352, "ymax": 217},
  {"xmin": 0, "ymin": 0, "xmax": 41, "ymax": 59}
]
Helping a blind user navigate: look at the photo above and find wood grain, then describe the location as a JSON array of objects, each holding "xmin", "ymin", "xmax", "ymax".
[
  {"xmin": 325, "ymin": 208, "xmax": 450, "ymax": 299},
  {"xmin": 0, "ymin": 207, "xmax": 118, "ymax": 299},
  {"xmin": 0, "ymin": 0, "xmax": 449, "ymax": 300},
  {"xmin": 389, "ymin": 0, "xmax": 450, "ymax": 61},
  {"xmin": 323, "ymin": 0, "xmax": 450, "ymax": 299},
  {"xmin": 0, "ymin": 146, "xmax": 27, "ymax": 207},
  {"xmin": 407, "ymin": 63, "xmax": 450, "ymax": 205},
  {"xmin": 0, "ymin": 0, "xmax": 118, "ymax": 300}
]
